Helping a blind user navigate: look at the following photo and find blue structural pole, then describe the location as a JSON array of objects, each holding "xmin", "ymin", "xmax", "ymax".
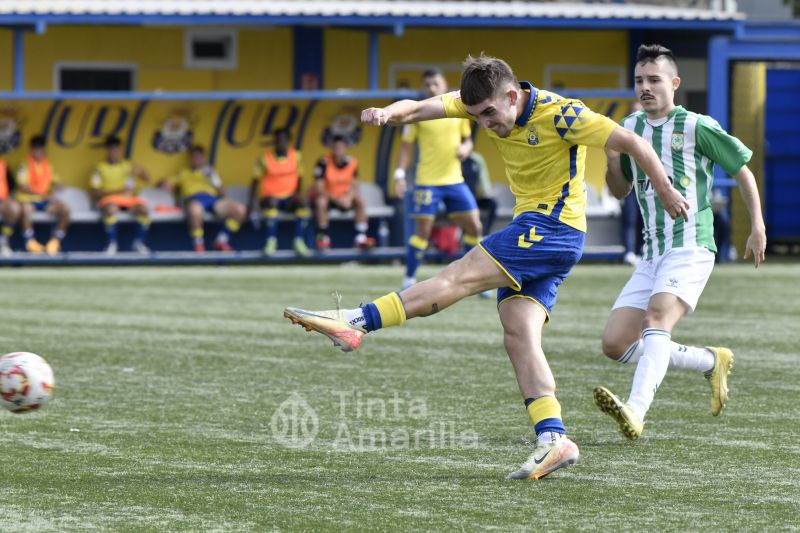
[
  {"xmin": 707, "ymin": 35, "xmax": 733, "ymax": 190},
  {"xmin": 707, "ymin": 35, "xmax": 730, "ymax": 132},
  {"xmin": 13, "ymin": 27, "xmax": 24, "ymax": 93},
  {"xmin": 368, "ymin": 30, "xmax": 379, "ymax": 90}
]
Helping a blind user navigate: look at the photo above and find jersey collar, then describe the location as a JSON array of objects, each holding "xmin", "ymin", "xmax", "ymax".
[{"xmin": 515, "ymin": 81, "xmax": 538, "ymax": 127}]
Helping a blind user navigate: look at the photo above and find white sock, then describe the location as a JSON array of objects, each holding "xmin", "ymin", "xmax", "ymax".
[
  {"xmin": 670, "ymin": 343, "xmax": 715, "ymax": 372},
  {"xmin": 627, "ymin": 328, "xmax": 672, "ymax": 420},
  {"xmin": 618, "ymin": 339, "xmax": 714, "ymax": 373},
  {"xmin": 342, "ymin": 307, "xmax": 367, "ymax": 330},
  {"xmin": 355, "ymin": 222, "xmax": 368, "ymax": 234},
  {"xmin": 536, "ymin": 431, "xmax": 562, "ymax": 446},
  {"xmin": 216, "ymin": 232, "xmax": 229, "ymax": 243}
]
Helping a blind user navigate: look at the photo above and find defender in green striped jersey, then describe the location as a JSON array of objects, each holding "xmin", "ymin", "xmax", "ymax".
[{"xmin": 595, "ymin": 44, "xmax": 767, "ymax": 441}]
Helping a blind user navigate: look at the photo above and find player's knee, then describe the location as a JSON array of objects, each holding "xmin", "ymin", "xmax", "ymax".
[{"xmin": 601, "ymin": 335, "xmax": 625, "ymax": 360}]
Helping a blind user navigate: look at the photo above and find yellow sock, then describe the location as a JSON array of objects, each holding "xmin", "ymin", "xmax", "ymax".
[
  {"xmin": 527, "ymin": 396, "xmax": 562, "ymax": 425},
  {"xmin": 373, "ymin": 292, "xmax": 406, "ymax": 328},
  {"xmin": 191, "ymin": 228, "xmax": 204, "ymax": 239},
  {"xmin": 225, "ymin": 218, "xmax": 241, "ymax": 233},
  {"xmin": 526, "ymin": 396, "xmax": 566, "ymax": 435}
]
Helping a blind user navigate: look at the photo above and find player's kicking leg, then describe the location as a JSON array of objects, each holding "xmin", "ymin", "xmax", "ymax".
[{"xmin": 284, "ymin": 244, "xmax": 506, "ymax": 352}]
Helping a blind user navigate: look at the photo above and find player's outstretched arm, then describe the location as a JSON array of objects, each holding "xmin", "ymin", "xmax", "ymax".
[
  {"xmin": 604, "ymin": 147, "xmax": 633, "ymax": 199},
  {"xmin": 361, "ymin": 95, "xmax": 447, "ymax": 126},
  {"xmin": 606, "ymin": 126, "xmax": 689, "ymax": 221},
  {"xmin": 733, "ymin": 165, "xmax": 767, "ymax": 267}
]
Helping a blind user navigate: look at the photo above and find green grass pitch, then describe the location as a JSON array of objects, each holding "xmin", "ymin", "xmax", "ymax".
[{"xmin": 0, "ymin": 263, "xmax": 798, "ymax": 531}]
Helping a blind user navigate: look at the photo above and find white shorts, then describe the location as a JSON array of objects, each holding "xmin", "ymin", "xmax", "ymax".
[{"xmin": 612, "ymin": 246, "xmax": 715, "ymax": 313}]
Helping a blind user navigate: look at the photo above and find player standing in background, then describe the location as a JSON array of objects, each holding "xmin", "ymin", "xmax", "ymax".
[
  {"xmin": 91, "ymin": 135, "xmax": 152, "ymax": 255},
  {"xmin": 15, "ymin": 135, "xmax": 71, "ymax": 255},
  {"xmin": 393, "ymin": 68, "xmax": 483, "ymax": 290},
  {"xmin": 250, "ymin": 128, "xmax": 311, "ymax": 257},
  {"xmin": 285, "ymin": 54, "xmax": 689, "ymax": 480},
  {"xmin": 461, "ymin": 150, "xmax": 498, "ymax": 237},
  {"xmin": 161, "ymin": 145, "xmax": 246, "ymax": 252},
  {"xmin": 0, "ymin": 158, "xmax": 20, "ymax": 256},
  {"xmin": 594, "ymin": 44, "xmax": 767, "ymax": 440},
  {"xmin": 312, "ymin": 135, "xmax": 375, "ymax": 251}
]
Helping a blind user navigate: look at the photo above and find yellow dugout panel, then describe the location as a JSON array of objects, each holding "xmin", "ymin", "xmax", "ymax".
[
  {"xmin": 0, "ymin": 98, "xmax": 396, "ymax": 192},
  {"xmin": 0, "ymin": 30, "xmax": 12, "ymax": 92},
  {"xmin": 18, "ymin": 26, "xmax": 293, "ymax": 91}
]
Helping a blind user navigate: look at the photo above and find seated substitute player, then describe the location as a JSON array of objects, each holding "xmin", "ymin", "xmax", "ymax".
[
  {"xmin": 162, "ymin": 145, "xmax": 245, "ymax": 252},
  {"xmin": 90, "ymin": 135, "xmax": 152, "ymax": 255},
  {"xmin": 0, "ymin": 158, "xmax": 20, "ymax": 256},
  {"xmin": 594, "ymin": 44, "xmax": 767, "ymax": 440},
  {"xmin": 394, "ymin": 68, "xmax": 482, "ymax": 290},
  {"xmin": 312, "ymin": 135, "xmax": 375, "ymax": 251},
  {"xmin": 249, "ymin": 128, "xmax": 311, "ymax": 257},
  {"xmin": 284, "ymin": 54, "xmax": 688, "ymax": 480},
  {"xmin": 15, "ymin": 135, "xmax": 71, "ymax": 255}
]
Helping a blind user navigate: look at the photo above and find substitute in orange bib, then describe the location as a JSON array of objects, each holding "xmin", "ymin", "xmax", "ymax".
[
  {"xmin": 312, "ymin": 135, "xmax": 375, "ymax": 251},
  {"xmin": 0, "ymin": 159, "xmax": 20, "ymax": 256},
  {"xmin": 249, "ymin": 128, "xmax": 311, "ymax": 257},
  {"xmin": 90, "ymin": 135, "xmax": 152, "ymax": 255},
  {"xmin": 15, "ymin": 136, "xmax": 71, "ymax": 255}
]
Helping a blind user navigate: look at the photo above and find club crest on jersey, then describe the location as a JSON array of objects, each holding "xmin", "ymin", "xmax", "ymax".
[
  {"xmin": 671, "ymin": 132, "xmax": 684, "ymax": 152},
  {"xmin": 527, "ymin": 125, "xmax": 539, "ymax": 145}
]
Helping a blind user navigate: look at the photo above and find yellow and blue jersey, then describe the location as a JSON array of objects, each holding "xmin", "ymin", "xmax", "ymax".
[
  {"xmin": 401, "ymin": 118, "xmax": 472, "ymax": 186},
  {"xmin": 168, "ymin": 166, "xmax": 222, "ymax": 198},
  {"xmin": 442, "ymin": 83, "xmax": 617, "ymax": 232},
  {"xmin": 91, "ymin": 160, "xmax": 134, "ymax": 194}
]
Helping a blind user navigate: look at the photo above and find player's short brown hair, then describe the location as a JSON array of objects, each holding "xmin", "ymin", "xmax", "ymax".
[{"xmin": 460, "ymin": 54, "xmax": 519, "ymax": 106}]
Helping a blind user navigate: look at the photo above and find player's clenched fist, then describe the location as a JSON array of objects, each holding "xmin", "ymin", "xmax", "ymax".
[{"xmin": 361, "ymin": 107, "xmax": 390, "ymax": 126}]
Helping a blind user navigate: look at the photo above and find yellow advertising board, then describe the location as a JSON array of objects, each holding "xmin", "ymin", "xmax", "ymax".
[{"xmin": 0, "ymin": 96, "xmax": 634, "ymax": 196}]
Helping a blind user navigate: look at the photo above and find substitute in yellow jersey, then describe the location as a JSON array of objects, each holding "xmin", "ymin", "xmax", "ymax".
[
  {"xmin": 393, "ymin": 68, "xmax": 484, "ymax": 290},
  {"xmin": 90, "ymin": 135, "xmax": 152, "ymax": 254},
  {"xmin": 286, "ymin": 54, "xmax": 688, "ymax": 481},
  {"xmin": 162, "ymin": 145, "xmax": 246, "ymax": 253}
]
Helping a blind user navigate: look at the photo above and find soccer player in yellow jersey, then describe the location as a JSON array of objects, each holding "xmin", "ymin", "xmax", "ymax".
[
  {"xmin": 162, "ymin": 145, "xmax": 246, "ymax": 252},
  {"xmin": 90, "ymin": 135, "xmax": 151, "ymax": 255},
  {"xmin": 285, "ymin": 54, "xmax": 689, "ymax": 480},
  {"xmin": 394, "ymin": 69, "xmax": 483, "ymax": 289}
]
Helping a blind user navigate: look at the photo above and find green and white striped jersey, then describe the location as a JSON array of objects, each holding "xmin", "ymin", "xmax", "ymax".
[{"xmin": 620, "ymin": 106, "xmax": 752, "ymax": 260}]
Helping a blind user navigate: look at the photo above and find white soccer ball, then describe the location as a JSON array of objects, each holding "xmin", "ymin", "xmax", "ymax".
[{"xmin": 0, "ymin": 352, "xmax": 55, "ymax": 413}]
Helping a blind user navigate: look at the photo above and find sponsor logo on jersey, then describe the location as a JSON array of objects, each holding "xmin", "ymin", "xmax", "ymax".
[{"xmin": 671, "ymin": 132, "xmax": 684, "ymax": 152}]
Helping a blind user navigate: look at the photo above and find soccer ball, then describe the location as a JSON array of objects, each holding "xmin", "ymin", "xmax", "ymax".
[{"xmin": 0, "ymin": 352, "xmax": 55, "ymax": 413}]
